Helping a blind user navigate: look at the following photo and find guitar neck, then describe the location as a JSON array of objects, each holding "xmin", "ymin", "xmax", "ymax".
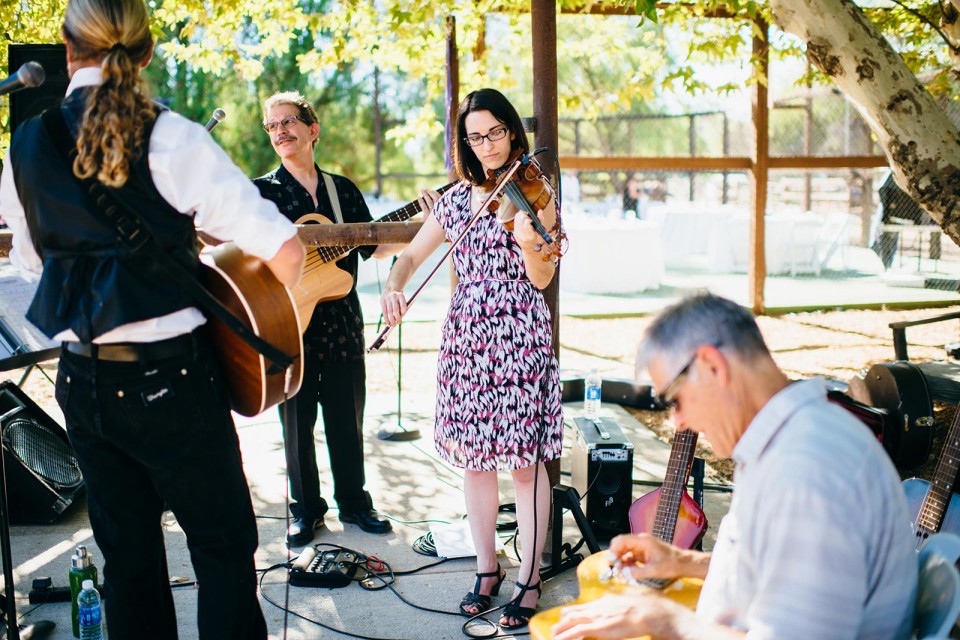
[
  {"xmin": 917, "ymin": 409, "xmax": 960, "ymax": 534},
  {"xmin": 314, "ymin": 181, "xmax": 455, "ymax": 265},
  {"xmin": 652, "ymin": 429, "xmax": 699, "ymax": 544}
]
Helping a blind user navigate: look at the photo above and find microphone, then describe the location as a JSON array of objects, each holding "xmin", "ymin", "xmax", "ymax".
[
  {"xmin": 204, "ymin": 108, "xmax": 226, "ymax": 132},
  {"xmin": 0, "ymin": 61, "xmax": 45, "ymax": 97}
]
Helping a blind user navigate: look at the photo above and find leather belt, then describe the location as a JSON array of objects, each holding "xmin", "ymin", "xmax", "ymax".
[{"xmin": 63, "ymin": 333, "xmax": 196, "ymax": 362}]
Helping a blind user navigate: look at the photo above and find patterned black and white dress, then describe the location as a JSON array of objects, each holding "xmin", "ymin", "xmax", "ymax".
[{"xmin": 432, "ymin": 182, "xmax": 563, "ymax": 471}]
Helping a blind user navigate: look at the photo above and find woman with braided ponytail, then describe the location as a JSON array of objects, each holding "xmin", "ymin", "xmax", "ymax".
[{"xmin": 0, "ymin": 0, "xmax": 305, "ymax": 637}]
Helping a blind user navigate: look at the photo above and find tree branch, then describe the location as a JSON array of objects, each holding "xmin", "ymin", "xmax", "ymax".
[{"xmin": 886, "ymin": 0, "xmax": 960, "ymax": 53}]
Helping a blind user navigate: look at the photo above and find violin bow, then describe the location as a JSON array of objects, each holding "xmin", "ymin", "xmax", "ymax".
[{"xmin": 368, "ymin": 158, "xmax": 525, "ymax": 352}]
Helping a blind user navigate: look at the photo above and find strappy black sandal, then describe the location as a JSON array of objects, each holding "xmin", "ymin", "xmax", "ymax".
[
  {"xmin": 499, "ymin": 580, "xmax": 542, "ymax": 630},
  {"xmin": 459, "ymin": 564, "xmax": 506, "ymax": 616}
]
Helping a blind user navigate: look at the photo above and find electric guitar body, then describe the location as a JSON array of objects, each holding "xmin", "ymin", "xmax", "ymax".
[
  {"xmin": 905, "ymin": 402, "xmax": 960, "ymax": 549},
  {"xmin": 529, "ymin": 552, "xmax": 702, "ymax": 640}
]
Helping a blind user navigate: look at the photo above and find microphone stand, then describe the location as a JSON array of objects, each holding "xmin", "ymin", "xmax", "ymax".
[{"xmin": 378, "ymin": 257, "xmax": 420, "ymax": 442}]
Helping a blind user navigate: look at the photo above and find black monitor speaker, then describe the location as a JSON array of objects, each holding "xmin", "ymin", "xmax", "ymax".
[
  {"xmin": 0, "ymin": 381, "xmax": 84, "ymax": 524},
  {"xmin": 9, "ymin": 44, "xmax": 69, "ymax": 133},
  {"xmin": 571, "ymin": 416, "xmax": 634, "ymax": 539}
]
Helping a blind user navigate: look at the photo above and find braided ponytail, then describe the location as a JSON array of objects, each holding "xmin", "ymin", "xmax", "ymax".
[{"xmin": 63, "ymin": 0, "xmax": 154, "ymax": 188}]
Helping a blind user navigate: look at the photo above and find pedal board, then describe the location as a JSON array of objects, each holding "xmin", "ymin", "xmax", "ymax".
[{"xmin": 288, "ymin": 547, "xmax": 360, "ymax": 588}]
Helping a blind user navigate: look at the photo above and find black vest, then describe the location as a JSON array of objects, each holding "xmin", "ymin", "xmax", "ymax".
[{"xmin": 10, "ymin": 89, "xmax": 200, "ymax": 342}]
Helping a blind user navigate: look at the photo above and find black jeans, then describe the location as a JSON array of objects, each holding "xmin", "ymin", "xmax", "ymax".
[
  {"xmin": 279, "ymin": 351, "xmax": 372, "ymax": 520},
  {"xmin": 56, "ymin": 338, "xmax": 266, "ymax": 640}
]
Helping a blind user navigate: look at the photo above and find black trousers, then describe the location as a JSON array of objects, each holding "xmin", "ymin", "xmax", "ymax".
[
  {"xmin": 279, "ymin": 351, "xmax": 372, "ymax": 519},
  {"xmin": 55, "ymin": 339, "xmax": 266, "ymax": 640}
]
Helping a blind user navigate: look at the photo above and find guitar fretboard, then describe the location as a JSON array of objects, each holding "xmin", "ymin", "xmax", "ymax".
[
  {"xmin": 633, "ymin": 428, "xmax": 699, "ymax": 591},
  {"xmin": 311, "ymin": 182, "xmax": 455, "ymax": 266},
  {"xmin": 917, "ymin": 410, "xmax": 960, "ymax": 534}
]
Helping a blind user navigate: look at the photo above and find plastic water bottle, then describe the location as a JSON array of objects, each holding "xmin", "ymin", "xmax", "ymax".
[
  {"xmin": 77, "ymin": 579, "xmax": 103, "ymax": 640},
  {"xmin": 584, "ymin": 371, "xmax": 602, "ymax": 419}
]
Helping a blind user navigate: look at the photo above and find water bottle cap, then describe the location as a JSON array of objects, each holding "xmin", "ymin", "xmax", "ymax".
[
  {"xmin": 72, "ymin": 547, "xmax": 92, "ymax": 569},
  {"xmin": 82, "ymin": 579, "xmax": 94, "ymax": 590}
]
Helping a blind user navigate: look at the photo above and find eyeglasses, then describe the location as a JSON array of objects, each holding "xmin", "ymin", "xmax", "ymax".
[
  {"xmin": 464, "ymin": 126, "xmax": 509, "ymax": 147},
  {"xmin": 656, "ymin": 352, "xmax": 698, "ymax": 411},
  {"xmin": 263, "ymin": 115, "xmax": 309, "ymax": 133}
]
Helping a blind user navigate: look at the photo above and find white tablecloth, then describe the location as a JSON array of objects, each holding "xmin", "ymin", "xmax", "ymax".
[{"xmin": 560, "ymin": 219, "xmax": 664, "ymax": 293}]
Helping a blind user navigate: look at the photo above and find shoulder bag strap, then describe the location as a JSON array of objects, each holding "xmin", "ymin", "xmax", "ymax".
[{"xmin": 319, "ymin": 170, "xmax": 344, "ymax": 224}]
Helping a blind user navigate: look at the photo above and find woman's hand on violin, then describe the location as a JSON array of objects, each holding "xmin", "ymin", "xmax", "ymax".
[
  {"xmin": 512, "ymin": 208, "xmax": 550, "ymax": 252},
  {"xmin": 380, "ymin": 289, "xmax": 408, "ymax": 326},
  {"xmin": 417, "ymin": 189, "xmax": 441, "ymax": 217}
]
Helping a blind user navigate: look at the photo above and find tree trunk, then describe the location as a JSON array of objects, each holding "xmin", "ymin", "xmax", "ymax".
[{"xmin": 770, "ymin": 0, "xmax": 960, "ymax": 245}]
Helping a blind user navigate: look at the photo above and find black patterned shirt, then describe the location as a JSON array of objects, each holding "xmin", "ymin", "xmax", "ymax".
[{"xmin": 254, "ymin": 164, "xmax": 374, "ymax": 361}]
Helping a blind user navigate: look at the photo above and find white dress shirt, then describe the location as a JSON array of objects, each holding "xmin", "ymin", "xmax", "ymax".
[
  {"xmin": 696, "ymin": 378, "xmax": 918, "ymax": 640},
  {"xmin": 0, "ymin": 66, "xmax": 296, "ymax": 343}
]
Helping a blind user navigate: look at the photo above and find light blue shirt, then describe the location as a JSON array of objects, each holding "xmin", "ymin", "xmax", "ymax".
[{"xmin": 697, "ymin": 378, "xmax": 917, "ymax": 640}]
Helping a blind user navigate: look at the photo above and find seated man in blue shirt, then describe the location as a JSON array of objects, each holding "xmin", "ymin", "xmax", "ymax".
[{"xmin": 553, "ymin": 292, "xmax": 917, "ymax": 640}]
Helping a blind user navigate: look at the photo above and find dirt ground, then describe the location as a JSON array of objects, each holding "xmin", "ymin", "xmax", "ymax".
[
  {"xmin": 360, "ymin": 303, "xmax": 960, "ymax": 483},
  {"xmin": 6, "ymin": 303, "xmax": 960, "ymax": 484}
]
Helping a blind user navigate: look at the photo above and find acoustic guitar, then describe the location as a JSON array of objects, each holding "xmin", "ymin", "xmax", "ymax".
[
  {"xmin": 199, "ymin": 242, "xmax": 303, "ymax": 417},
  {"xmin": 905, "ymin": 403, "xmax": 960, "ymax": 549},
  {"xmin": 530, "ymin": 429, "xmax": 706, "ymax": 639},
  {"xmin": 291, "ymin": 182, "xmax": 454, "ymax": 324}
]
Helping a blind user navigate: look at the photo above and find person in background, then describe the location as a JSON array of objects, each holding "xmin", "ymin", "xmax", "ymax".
[
  {"xmin": 380, "ymin": 88, "xmax": 564, "ymax": 630},
  {"xmin": 552, "ymin": 292, "xmax": 917, "ymax": 640},
  {"xmin": 622, "ymin": 173, "xmax": 642, "ymax": 217},
  {"xmin": 0, "ymin": 0, "xmax": 305, "ymax": 637},
  {"xmin": 254, "ymin": 90, "xmax": 440, "ymax": 547}
]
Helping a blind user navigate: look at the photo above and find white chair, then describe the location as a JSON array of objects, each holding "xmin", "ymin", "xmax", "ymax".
[
  {"xmin": 785, "ymin": 218, "xmax": 824, "ymax": 276},
  {"xmin": 817, "ymin": 212, "xmax": 854, "ymax": 272},
  {"xmin": 915, "ymin": 532, "xmax": 960, "ymax": 639}
]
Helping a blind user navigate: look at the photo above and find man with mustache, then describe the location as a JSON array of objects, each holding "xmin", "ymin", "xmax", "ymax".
[{"xmin": 253, "ymin": 91, "xmax": 438, "ymax": 547}]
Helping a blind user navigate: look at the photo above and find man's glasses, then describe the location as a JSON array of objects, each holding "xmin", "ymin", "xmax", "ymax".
[
  {"xmin": 263, "ymin": 115, "xmax": 309, "ymax": 133},
  {"xmin": 655, "ymin": 343, "xmax": 724, "ymax": 410},
  {"xmin": 464, "ymin": 126, "xmax": 508, "ymax": 147}
]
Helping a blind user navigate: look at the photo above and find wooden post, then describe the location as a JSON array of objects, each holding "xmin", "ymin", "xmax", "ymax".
[
  {"xmin": 445, "ymin": 16, "xmax": 460, "ymax": 294},
  {"xmin": 531, "ymin": 0, "xmax": 562, "ymax": 512},
  {"xmin": 750, "ymin": 18, "xmax": 769, "ymax": 315}
]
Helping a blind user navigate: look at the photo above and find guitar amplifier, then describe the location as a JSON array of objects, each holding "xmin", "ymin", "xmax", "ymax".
[{"xmin": 571, "ymin": 417, "xmax": 634, "ymax": 539}]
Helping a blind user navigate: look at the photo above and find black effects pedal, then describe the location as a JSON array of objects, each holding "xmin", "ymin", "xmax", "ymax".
[{"xmin": 288, "ymin": 547, "xmax": 360, "ymax": 588}]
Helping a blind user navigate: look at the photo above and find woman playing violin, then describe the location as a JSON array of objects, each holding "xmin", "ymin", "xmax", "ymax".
[{"xmin": 381, "ymin": 88, "xmax": 563, "ymax": 629}]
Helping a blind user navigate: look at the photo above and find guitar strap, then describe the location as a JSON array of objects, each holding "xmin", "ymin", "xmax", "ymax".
[
  {"xmin": 319, "ymin": 171, "xmax": 344, "ymax": 224},
  {"xmin": 40, "ymin": 107, "xmax": 294, "ymax": 372}
]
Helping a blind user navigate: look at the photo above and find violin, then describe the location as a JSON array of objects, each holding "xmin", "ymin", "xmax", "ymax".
[{"xmin": 482, "ymin": 149, "xmax": 565, "ymax": 261}]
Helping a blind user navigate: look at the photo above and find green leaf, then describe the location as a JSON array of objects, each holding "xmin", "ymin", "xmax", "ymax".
[{"xmin": 635, "ymin": 0, "xmax": 658, "ymax": 25}]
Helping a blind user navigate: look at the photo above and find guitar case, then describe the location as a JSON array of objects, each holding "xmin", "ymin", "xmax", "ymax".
[
  {"xmin": 847, "ymin": 362, "xmax": 935, "ymax": 468},
  {"xmin": 826, "ymin": 390, "xmax": 895, "ymax": 462}
]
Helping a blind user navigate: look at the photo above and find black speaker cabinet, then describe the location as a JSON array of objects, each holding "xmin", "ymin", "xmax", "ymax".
[
  {"xmin": 0, "ymin": 381, "xmax": 83, "ymax": 524},
  {"xmin": 9, "ymin": 44, "xmax": 69, "ymax": 133},
  {"xmin": 571, "ymin": 416, "xmax": 634, "ymax": 539}
]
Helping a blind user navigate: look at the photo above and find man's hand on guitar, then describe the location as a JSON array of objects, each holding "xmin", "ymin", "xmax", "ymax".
[
  {"xmin": 380, "ymin": 289, "xmax": 408, "ymax": 326},
  {"xmin": 609, "ymin": 533, "xmax": 710, "ymax": 582},
  {"xmin": 552, "ymin": 592, "xmax": 689, "ymax": 640},
  {"xmin": 417, "ymin": 188, "xmax": 441, "ymax": 217}
]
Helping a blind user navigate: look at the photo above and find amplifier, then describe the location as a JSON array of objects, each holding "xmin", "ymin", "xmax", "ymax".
[{"xmin": 571, "ymin": 417, "xmax": 634, "ymax": 539}]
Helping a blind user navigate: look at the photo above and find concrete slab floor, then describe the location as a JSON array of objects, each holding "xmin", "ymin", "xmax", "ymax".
[{"xmin": 3, "ymin": 392, "xmax": 730, "ymax": 640}]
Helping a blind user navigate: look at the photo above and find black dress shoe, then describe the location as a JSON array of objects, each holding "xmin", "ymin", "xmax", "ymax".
[
  {"xmin": 286, "ymin": 517, "xmax": 323, "ymax": 547},
  {"xmin": 338, "ymin": 509, "xmax": 392, "ymax": 534}
]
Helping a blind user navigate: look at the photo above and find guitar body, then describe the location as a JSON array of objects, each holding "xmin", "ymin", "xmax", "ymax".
[
  {"xmin": 529, "ymin": 552, "xmax": 702, "ymax": 640},
  {"xmin": 292, "ymin": 213, "xmax": 354, "ymax": 323},
  {"xmin": 629, "ymin": 488, "xmax": 707, "ymax": 550},
  {"xmin": 905, "ymin": 478, "xmax": 960, "ymax": 538},
  {"xmin": 199, "ymin": 243, "xmax": 303, "ymax": 417}
]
